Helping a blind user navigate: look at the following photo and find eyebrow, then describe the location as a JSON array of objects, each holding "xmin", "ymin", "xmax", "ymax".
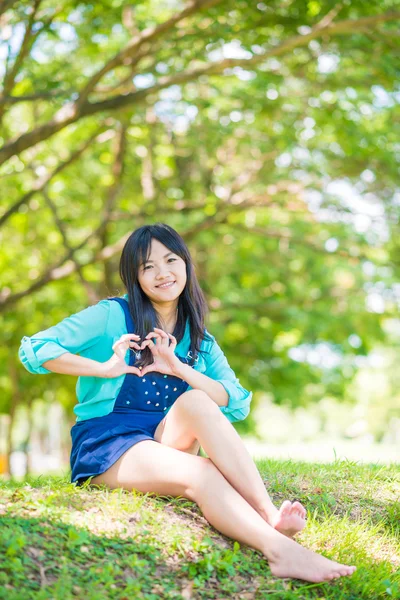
[{"xmin": 143, "ymin": 252, "xmax": 175, "ymax": 264}]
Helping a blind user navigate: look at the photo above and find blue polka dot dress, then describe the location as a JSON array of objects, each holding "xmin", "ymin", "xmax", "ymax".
[{"xmin": 70, "ymin": 297, "xmax": 195, "ymax": 485}]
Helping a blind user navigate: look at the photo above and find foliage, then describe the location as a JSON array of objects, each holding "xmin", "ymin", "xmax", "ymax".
[{"xmin": 0, "ymin": 1, "xmax": 399, "ymax": 427}]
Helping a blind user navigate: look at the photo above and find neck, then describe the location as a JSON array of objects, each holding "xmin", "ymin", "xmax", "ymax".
[{"xmin": 152, "ymin": 300, "xmax": 179, "ymax": 333}]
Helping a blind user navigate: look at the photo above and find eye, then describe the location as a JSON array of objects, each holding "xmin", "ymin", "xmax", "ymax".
[{"xmin": 143, "ymin": 257, "xmax": 177, "ymax": 271}]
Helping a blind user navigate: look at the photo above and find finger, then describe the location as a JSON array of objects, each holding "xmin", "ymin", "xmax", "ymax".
[
  {"xmin": 127, "ymin": 366, "xmax": 142, "ymax": 376},
  {"xmin": 153, "ymin": 327, "xmax": 168, "ymax": 336},
  {"xmin": 112, "ymin": 339, "xmax": 130, "ymax": 352},
  {"xmin": 141, "ymin": 339, "xmax": 159, "ymax": 356},
  {"xmin": 145, "ymin": 332, "xmax": 161, "ymax": 341},
  {"xmin": 129, "ymin": 342, "xmax": 142, "ymax": 351},
  {"xmin": 140, "ymin": 339, "xmax": 155, "ymax": 350},
  {"xmin": 145, "ymin": 332, "xmax": 162, "ymax": 347},
  {"xmin": 113, "ymin": 335, "xmax": 139, "ymax": 350},
  {"xmin": 120, "ymin": 333, "xmax": 141, "ymax": 340},
  {"xmin": 167, "ymin": 333, "xmax": 177, "ymax": 350},
  {"xmin": 140, "ymin": 364, "xmax": 155, "ymax": 376},
  {"xmin": 153, "ymin": 328, "xmax": 170, "ymax": 345}
]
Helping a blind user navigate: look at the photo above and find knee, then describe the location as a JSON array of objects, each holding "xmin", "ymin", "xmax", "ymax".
[
  {"xmin": 176, "ymin": 389, "xmax": 220, "ymax": 418},
  {"xmin": 188, "ymin": 457, "xmax": 221, "ymax": 497}
]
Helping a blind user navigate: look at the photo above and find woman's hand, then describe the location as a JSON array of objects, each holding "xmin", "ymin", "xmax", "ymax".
[
  {"xmin": 140, "ymin": 328, "xmax": 183, "ymax": 377},
  {"xmin": 100, "ymin": 334, "xmax": 143, "ymax": 379}
]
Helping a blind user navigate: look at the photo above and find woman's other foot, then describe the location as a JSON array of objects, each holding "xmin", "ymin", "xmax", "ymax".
[{"xmin": 272, "ymin": 500, "xmax": 307, "ymax": 537}]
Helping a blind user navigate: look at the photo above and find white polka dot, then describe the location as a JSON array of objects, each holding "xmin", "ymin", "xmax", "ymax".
[
  {"xmin": 173, "ymin": 388, "xmax": 177, "ymax": 391},
  {"xmin": 126, "ymin": 401, "xmax": 130, "ymax": 405},
  {"xmin": 142, "ymin": 379, "xmax": 146, "ymax": 382},
  {"xmin": 164, "ymin": 375, "xmax": 167, "ymax": 378},
  {"xmin": 156, "ymin": 392, "xmax": 160, "ymax": 395},
  {"xmin": 164, "ymin": 407, "xmax": 167, "ymax": 410},
  {"xmin": 165, "ymin": 385, "xmax": 169, "ymax": 389},
  {"xmin": 147, "ymin": 401, "xmax": 150, "ymax": 404},
  {"xmin": 165, "ymin": 396, "xmax": 168, "ymax": 399},
  {"xmin": 152, "ymin": 382, "xmax": 156, "ymax": 385},
  {"xmin": 145, "ymin": 391, "xmax": 148, "ymax": 395},
  {"xmin": 155, "ymin": 403, "xmax": 159, "ymax": 406}
]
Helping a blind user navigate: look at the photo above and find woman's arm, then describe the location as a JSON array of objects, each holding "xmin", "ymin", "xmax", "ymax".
[
  {"xmin": 42, "ymin": 333, "xmax": 142, "ymax": 379},
  {"xmin": 42, "ymin": 353, "xmax": 107, "ymax": 377},
  {"xmin": 174, "ymin": 363, "xmax": 229, "ymax": 406},
  {"xmin": 19, "ymin": 300, "xmax": 111, "ymax": 374},
  {"xmin": 174, "ymin": 334, "xmax": 252, "ymax": 420}
]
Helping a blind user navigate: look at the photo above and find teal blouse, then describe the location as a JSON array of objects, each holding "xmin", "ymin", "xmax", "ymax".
[{"xmin": 18, "ymin": 295, "xmax": 252, "ymax": 423}]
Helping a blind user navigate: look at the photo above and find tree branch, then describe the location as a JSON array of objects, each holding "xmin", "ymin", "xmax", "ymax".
[
  {"xmin": 76, "ymin": 0, "xmax": 223, "ymax": 107},
  {"xmin": 227, "ymin": 222, "xmax": 369, "ymax": 264},
  {"xmin": 1, "ymin": 10, "xmax": 398, "ymax": 166},
  {"xmin": 98, "ymin": 122, "xmax": 128, "ymax": 296},
  {"xmin": 0, "ymin": 0, "xmax": 18, "ymax": 18},
  {"xmin": 0, "ymin": 0, "xmax": 42, "ymax": 123},
  {"xmin": 1, "ymin": 90, "xmax": 73, "ymax": 106},
  {"xmin": 0, "ymin": 219, "xmax": 111, "ymax": 310},
  {"xmin": 42, "ymin": 188, "xmax": 100, "ymax": 304},
  {"xmin": 0, "ymin": 127, "xmax": 104, "ymax": 228},
  {"xmin": 0, "ymin": 186, "xmax": 378, "ymax": 312}
]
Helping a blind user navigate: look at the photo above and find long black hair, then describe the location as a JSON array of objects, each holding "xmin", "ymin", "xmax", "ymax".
[{"xmin": 118, "ymin": 223, "xmax": 213, "ymax": 368}]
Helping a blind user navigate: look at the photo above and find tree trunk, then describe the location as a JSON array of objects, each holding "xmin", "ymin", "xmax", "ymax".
[{"xmin": 6, "ymin": 358, "xmax": 20, "ymax": 476}]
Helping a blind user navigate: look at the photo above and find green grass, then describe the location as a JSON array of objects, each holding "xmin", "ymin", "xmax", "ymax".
[{"xmin": 0, "ymin": 459, "xmax": 399, "ymax": 599}]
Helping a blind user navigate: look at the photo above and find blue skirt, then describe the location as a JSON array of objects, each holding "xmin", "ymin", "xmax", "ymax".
[{"xmin": 70, "ymin": 410, "xmax": 164, "ymax": 486}]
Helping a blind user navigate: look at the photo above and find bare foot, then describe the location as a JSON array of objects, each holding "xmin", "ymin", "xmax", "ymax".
[
  {"xmin": 272, "ymin": 500, "xmax": 307, "ymax": 537},
  {"xmin": 268, "ymin": 535, "xmax": 357, "ymax": 583}
]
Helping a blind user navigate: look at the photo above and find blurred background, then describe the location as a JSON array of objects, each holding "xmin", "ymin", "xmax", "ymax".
[{"xmin": 0, "ymin": 0, "xmax": 399, "ymax": 479}]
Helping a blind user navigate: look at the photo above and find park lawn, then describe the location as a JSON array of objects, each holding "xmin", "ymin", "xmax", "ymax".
[{"xmin": 0, "ymin": 459, "xmax": 399, "ymax": 600}]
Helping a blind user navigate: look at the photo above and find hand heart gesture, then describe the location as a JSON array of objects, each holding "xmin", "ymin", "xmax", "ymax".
[{"xmin": 140, "ymin": 328, "xmax": 182, "ymax": 377}]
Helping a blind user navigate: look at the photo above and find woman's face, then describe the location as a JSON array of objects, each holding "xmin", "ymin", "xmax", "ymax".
[{"xmin": 137, "ymin": 238, "xmax": 187, "ymax": 304}]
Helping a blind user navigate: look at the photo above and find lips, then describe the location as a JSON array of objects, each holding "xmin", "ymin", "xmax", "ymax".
[{"xmin": 156, "ymin": 281, "xmax": 176, "ymax": 289}]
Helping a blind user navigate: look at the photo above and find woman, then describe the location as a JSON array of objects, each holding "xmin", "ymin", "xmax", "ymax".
[{"xmin": 19, "ymin": 223, "xmax": 356, "ymax": 583}]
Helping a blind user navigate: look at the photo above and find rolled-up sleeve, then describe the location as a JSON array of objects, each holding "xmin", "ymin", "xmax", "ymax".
[
  {"xmin": 18, "ymin": 300, "xmax": 110, "ymax": 374},
  {"xmin": 203, "ymin": 336, "xmax": 252, "ymax": 423}
]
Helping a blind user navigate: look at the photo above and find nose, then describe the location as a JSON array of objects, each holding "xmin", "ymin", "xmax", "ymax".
[{"xmin": 155, "ymin": 267, "xmax": 172, "ymax": 280}]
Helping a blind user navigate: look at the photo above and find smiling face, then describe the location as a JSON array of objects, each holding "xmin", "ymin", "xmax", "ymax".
[{"xmin": 137, "ymin": 238, "xmax": 187, "ymax": 306}]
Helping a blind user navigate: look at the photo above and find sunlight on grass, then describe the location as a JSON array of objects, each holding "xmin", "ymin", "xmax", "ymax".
[{"xmin": 1, "ymin": 460, "xmax": 399, "ymax": 599}]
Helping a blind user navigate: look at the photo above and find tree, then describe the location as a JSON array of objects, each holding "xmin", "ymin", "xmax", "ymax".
[{"xmin": 0, "ymin": 1, "xmax": 399, "ymax": 469}]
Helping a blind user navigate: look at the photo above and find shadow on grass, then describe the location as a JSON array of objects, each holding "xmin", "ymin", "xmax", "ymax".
[
  {"xmin": 1, "ymin": 513, "xmax": 252, "ymax": 599},
  {"xmin": 1, "ymin": 471, "xmax": 399, "ymax": 599}
]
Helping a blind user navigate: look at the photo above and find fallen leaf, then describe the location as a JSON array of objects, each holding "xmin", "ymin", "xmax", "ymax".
[
  {"xmin": 128, "ymin": 512, "xmax": 141, "ymax": 522},
  {"xmin": 181, "ymin": 580, "xmax": 194, "ymax": 599}
]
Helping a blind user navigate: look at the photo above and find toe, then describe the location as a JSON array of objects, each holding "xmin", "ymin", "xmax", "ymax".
[
  {"xmin": 292, "ymin": 501, "xmax": 306, "ymax": 517},
  {"xmin": 280, "ymin": 500, "xmax": 292, "ymax": 516}
]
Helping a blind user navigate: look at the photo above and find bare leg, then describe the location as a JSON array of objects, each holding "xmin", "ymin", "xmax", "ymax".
[
  {"xmin": 155, "ymin": 390, "xmax": 306, "ymax": 536},
  {"xmin": 91, "ymin": 440, "xmax": 356, "ymax": 583}
]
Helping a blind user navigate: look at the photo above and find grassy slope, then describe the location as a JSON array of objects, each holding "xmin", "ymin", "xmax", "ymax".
[{"xmin": 0, "ymin": 459, "xmax": 399, "ymax": 600}]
